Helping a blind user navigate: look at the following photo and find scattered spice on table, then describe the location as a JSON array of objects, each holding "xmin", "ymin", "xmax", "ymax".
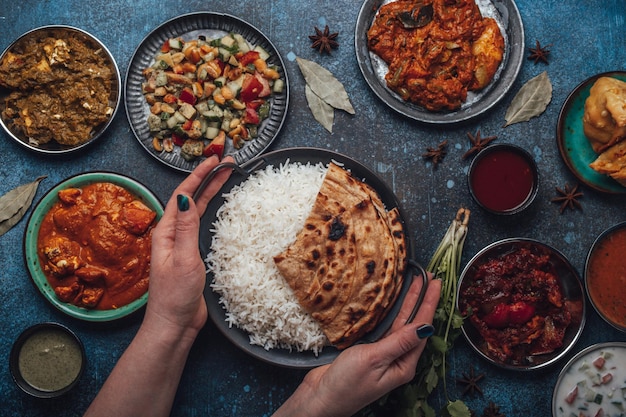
[
  {"xmin": 551, "ymin": 183, "xmax": 583, "ymax": 213},
  {"xmin": 527, "ymin": 40, "xmax": 551, "ymax": 64},
  {"xmin": 482, "ymin": 401, "xmax": 506, "ymax": 417},
  {"xmin": 462, "ymin": 130, "xmax": 497, "ymax": 159},
  {"xmin": 423, "ymin": 139, "xmax": 448, "ymax": 167},
  {"xmin": 309, "ymin": 25, "xmax": 338, "ymax": 54},
  {"xmin": 456, "ymin": 367, "xmax": 485, "ymax": 396}
]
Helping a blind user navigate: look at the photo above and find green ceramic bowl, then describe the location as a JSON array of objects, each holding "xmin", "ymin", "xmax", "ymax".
[
  {"xmin": 556, "ymin": 71, "xmax": 626, "ymax": 194},
  {"xmin": 23, "ymin": 172, "xmax": 164, "ymax": 322}
]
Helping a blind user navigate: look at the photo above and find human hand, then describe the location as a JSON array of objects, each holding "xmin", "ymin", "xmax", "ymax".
[
  {"xmin": 143, "ymin": 155, "xmax": 233, "ymax": 339},
  {"xmin": 274, "ymin": 274, "xmax": 441, "ymax": 417}
]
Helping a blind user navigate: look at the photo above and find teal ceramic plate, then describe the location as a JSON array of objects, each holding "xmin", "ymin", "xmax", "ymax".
[
  {"xmin": 23, "ymin": 172, "xmax": 164, "ymax": 322},
  {"xmin": 556, "ymin": 71, "xmax": 626, "ymax": 194}
]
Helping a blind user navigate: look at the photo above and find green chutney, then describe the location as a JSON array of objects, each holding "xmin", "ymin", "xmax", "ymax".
[{"xmin": 18, "ymin": 327, "xmax": 83, "ymax": 392}]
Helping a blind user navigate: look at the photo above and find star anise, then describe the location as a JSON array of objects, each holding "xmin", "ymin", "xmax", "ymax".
[
  {"xmin": 309, "ymin": 25, "xmax": 339, "ymax": 54},
  {"xmin": 551, "ymin": 183, "xmax": 583, "ymax": 213},
  {"xmin": 482, "ymin": 401, "xmax": 506, "ymax": 417},
  {"xmin": 528, "ymin": 40, "xmax": 551, "ymax": 64},
  {"xmin": 422, "ymin": 140, "xmax": 448, "ymax": 167},
  {"xmin": 462, "ymin": 130, "xmax": 497, "ymax": 159},
  {"xmin": 456, "ymin": 367, "xmax": 484, "ymax": 396}
]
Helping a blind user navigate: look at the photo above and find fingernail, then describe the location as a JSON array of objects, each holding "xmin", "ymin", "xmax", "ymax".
[
  {"xmin": 416, "ymin": 324, "xmax": 435, "ymax": 339},
  {"xmin": 177, "ymin": 194, "xmax": 189, "ymax": 212}
]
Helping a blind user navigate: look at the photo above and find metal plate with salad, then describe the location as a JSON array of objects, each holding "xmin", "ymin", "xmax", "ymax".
[{"xmin": 125, "ymin": 12, "xmax": 289, "ymax": 172}]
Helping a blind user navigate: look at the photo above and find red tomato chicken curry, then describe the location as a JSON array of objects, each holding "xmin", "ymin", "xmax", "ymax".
[
  {"xmin": 367, "ymin": 0, "xmax": 505, "ymax": 111},
  {"xmin": 37, "ymin": 182, "xmax": 158, "ymax": 310}
]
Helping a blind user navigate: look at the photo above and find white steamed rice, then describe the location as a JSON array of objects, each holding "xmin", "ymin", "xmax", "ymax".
[{"xmin": 205, "ymin": 160, "xmax": 330, "ymax": 354}]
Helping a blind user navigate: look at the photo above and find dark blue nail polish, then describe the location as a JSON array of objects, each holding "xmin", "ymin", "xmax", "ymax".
[
  {"xmin": 177, "ymin": 194, "xmax": 189, "ymax": 212},
  {"xmin": 416, "ymin": 324, "xmax": 434, "ymax": 339}
]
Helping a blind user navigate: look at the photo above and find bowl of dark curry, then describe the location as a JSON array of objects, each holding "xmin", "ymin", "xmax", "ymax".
[
  {"xmin": 584, "ymin": 222, "xmax": 626, "ymax": 333},
  {"xmin": 0, "ymin": 26, "xmax": 120, "ymax": 154},
  {"xmin": 23, "ymin": 172, "xmax": 164, "ymax": 321},
  {"xmin": 10, "ymin": 322, "xmax": 86, "ymax": 398},
  {"xmin": 457, "ymin": 238, "xmax": 586, "ymax": 371}
]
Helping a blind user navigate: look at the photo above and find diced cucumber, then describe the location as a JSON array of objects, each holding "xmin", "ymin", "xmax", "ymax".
[
  {"xmin": 253, "ymin": 45, "xmax": 270, "ymax": 60},
  {"xmin": 204, "ymin": 126, "xmax": 220, "ymax": 139},
  {"xmin": 220, "ymin": 117, "xmax": 231, "ymax": 132},
  {"xmin": 214, "ymin": 76, "xmax": 226, "ymax": 87},
  {"xmin": 168, "ymin": 38, "xmax": 183, "ymax": 50},
  {"xmin": 166, "ymin": 114, "xmax": 180, "ymax": 130},
  {"xmin": 195, "ymin": 101, "xmax": 210, "ymax": 114},
  {"xmin": 226, "ymin": 80, "xmax": 242, "ymax": 97},
  {"xmin": 218, "ymin": 47, "xmax": 231, "ymax": 62},
  {"xmin": 203, "ymin": 109, "xmax": 223, "ymax": 122},
  {"xmin": 219, "ymin": 34, "xmax": 236, "ymax": 48},
  {"xmin": 272, "ymin": 78, "xmax": 285, "ymax": 94},
  {"xmin": 233, "ymin": 33, "xmax": 250, "ymax": 53}
]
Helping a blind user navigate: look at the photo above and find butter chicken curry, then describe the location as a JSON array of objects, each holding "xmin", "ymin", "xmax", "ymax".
[
  {"xmin": 367, "ymin": 0, "xmax": 505, "ymax": 111},
  {"xmin": 37, "ymin": 183, "xmax": 157, "ymax": 310}
]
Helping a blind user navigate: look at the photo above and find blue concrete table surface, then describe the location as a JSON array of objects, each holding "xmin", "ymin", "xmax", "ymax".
[{"xmin": 1, "ymin": 0, "xmax": 625, "ymax": 416}]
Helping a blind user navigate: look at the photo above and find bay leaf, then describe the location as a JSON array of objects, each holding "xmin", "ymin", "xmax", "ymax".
[
  {"xmin": 305, "ymin": 84, "xmax": 334, "ymax": 133},
  {"xmin": 296, "ymin": 57, "xmax": 355, "ymax": 114},
  {"xmin": 503, "ymin": 71, "xmax": 552, "ymax": 127},
  {"xmin": 0, "ymin": 175, "xmax": 46, "ymax": 236}
]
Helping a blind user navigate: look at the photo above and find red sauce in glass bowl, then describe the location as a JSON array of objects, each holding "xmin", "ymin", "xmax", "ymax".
[
  {"xmin": 585, "ymin": 223, "xmax": 626, "ymax": 332},
  {"xmin": 468, "ymin": 144, "xmax": 538, "ymax": 214}
]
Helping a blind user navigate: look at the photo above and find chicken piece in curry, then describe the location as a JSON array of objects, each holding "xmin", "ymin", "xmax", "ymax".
[
  {"xmin": 38, "ymin": 182, "xmax": 157, "ymax": 310},
  {"xmin": 367, "ymin": 0, "xmax": 505, "ymax": 111}
]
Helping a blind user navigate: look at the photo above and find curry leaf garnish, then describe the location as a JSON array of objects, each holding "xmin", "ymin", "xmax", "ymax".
[
  {"xmin": 296, "ymin": 56, "xmax": 355, "ymax": 130},
  {"xmin": 0, "ymin": 175, "xmax": 46, "ymax": 236},
  {"xmin": 503, "ymin": 71, "xmax": 552, "ymax": 127},
  {"xmin": 305, "ymin": 84, "xmax": 335, "ymax": 132}
]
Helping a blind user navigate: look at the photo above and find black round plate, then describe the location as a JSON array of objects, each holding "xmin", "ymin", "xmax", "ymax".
[
  {"xmin": 200, "ymin": 147, "xmax": 416, "ymax": 369},
  {"xmin": 355, "ymin": 0, "xmax": 524, "ymax": 124},
  {"xmin": 125, "ymin": 12, "xmax": 289, "ymax": 172}
]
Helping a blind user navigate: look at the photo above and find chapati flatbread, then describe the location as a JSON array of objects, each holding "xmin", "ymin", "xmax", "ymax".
[{"xmin": 274, "ymin": 162, "xmax": 406, "ymax": 349}]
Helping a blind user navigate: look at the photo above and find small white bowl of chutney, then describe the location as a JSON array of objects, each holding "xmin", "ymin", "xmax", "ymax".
[{"xmin": 10, "ymin": 322, "xmax": 85, "ymax": 398}]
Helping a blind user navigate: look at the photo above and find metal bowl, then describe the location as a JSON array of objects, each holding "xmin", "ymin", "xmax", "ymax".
[
  {"xmin": 0, "ymin": 25, "xmax": 121, "ymax": 154},
  {"xmin": 457, "ymin": 238, "xmax": 586, "ymax": 371},
  {"xmin": 584, "ymin": 222, "xmax": 626, "ymax": 332},
  {"xmin": 552, "ymin": 342, "xmax": 626, "ymax": 417}
]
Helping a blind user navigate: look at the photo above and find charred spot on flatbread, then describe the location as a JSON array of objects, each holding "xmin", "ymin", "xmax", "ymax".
[{"xmin": 274, "ymin": 162, "xmax": 407, "ymax": 350}]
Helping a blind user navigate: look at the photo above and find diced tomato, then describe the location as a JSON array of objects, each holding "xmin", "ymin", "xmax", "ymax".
[
  {"xmin": 179, "ymin": 88, "xmax": 197, "ymax": 105},
  {"xmin": 239, "ymin": 50, "xmax": 260, "ymax": 66},
  {"xmin": 240, "ymin": 73, "xmax": 263, "ymax": 102},
  {"xmin": 203, "ymin": 131, "xmax": 226, "ymax": 159},
  {"xmin": 181, "ymin": 119, "xmax": 193, "ymax": 131},
  {"xmin": 483, "ymin": 303, "xmax": 510, "ymax": 329},
  {"xmin": 163, "ymin": 93, "xmax": 178, "ymax": 104},
  {"xmin": 161, "ymin": 40, "xmax": 171, "ymax": 53},
  {"xmin": 564, "ymin": 386, "xmax": 578, "ymax": 404},
  {"xmin": 255, "ymin": 72, "xmax": 272, "ymax": 97},
  {"xmin": 246, "ymin": 99, "xmax": 265, "ymax": 110},
  {"xmin": 242, "ymin": 105, "xmax": 260, "ymax": 125},
  {"xmin": 172, "ymin": 132, "xmax": 185, "ymax": 146},
  {"xmin": 508, "ymin": 302, "xmax": 535, "ymax": 325},
  {"xmin": 601, "ymin": 373, "xmax": 613, "ymax": 384},
  {"xmin": 593, "ymin": 356, "xmax": 606, "ymax": 369}
]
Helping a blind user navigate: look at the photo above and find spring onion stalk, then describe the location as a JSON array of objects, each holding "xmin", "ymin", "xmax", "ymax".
[
  {"xmin": 357, "ymin": 208, "xmax": 471, "ymax": 417},
  {"xmin": 425, "ymin": 208, "xmax": 470, "ymax": 416}
]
